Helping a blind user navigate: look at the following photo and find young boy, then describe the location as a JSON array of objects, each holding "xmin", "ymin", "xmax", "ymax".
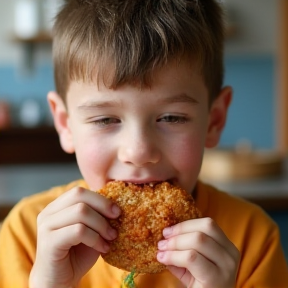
[{"xmin": 0, "ymin": 0, "xmax": 287, "ymax": 287}]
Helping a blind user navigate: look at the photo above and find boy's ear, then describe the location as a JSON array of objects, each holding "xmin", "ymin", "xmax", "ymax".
[
  {"xmin": 47, "ymin": 91, "xmax": 75, "ymax": 154},
  {"xmin": 205, "ymin": 86, "xmax": 232, "ymax": 148}
]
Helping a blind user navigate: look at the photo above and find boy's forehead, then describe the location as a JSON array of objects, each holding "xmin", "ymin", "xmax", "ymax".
[
  {"xmin": 66, "ymin": 58, "xmax": 207, "ymax": 106},
  {"xmin": 68, "ymin": 56, "xmax": 202, "ymax": 92}
]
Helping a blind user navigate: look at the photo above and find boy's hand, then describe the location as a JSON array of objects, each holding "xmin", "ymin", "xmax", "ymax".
[
  {"xmin": 29, "ymin": 187, "xmax": 121, "ymax": 288},
  {"xmin": 157, "ymin": 217, "xmax": 240, "ymax": 288}
]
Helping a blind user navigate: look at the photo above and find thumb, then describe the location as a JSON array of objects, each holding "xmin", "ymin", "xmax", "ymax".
[
  {"xmin": 167, "ymin": 266, "xmax": 196, "ymax": 288},
  {"xmin": 73, "ymin": 244, "xmax": 100, "ymax": 276}
]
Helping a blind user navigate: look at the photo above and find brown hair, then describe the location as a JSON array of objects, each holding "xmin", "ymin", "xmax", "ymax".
[{"xmin": 53, "ymin": 0, "xmax": 225, "ymax": 103}]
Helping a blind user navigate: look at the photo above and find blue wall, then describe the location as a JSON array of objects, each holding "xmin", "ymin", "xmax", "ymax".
[
  {"xmin": 0, "ymin": 64, "xmax": 54, "ymax": 104},
  {"xmin": 221, "ymin": 55, "xmax": 275, "ymax": 149},
  {"xmin": 0, "ymin": 55, "xmax": 276, "ymax": 148}
]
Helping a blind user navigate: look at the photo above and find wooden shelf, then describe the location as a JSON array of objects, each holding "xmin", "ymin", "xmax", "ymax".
[
  {"xmin": 0, "ymin": 126, "xmax": 76, "ymax": 164},
  {"xmin": 12, "ymin": 32, "xmax": 52, "ymax": 44},
  {"xmin": 11, "ymin": 32, "xmax": 52, "ymax": 71},
  {"xmin": 277, "ymin": 0, "xmax": 288, "ymax": 153}
]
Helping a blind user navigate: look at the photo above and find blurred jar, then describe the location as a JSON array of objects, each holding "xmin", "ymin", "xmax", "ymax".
[
  {"xmin": 14, "ymin": 0, "xmax": 40, "ymax": 38},
  {"xmin": 19, "ymin": 99, "xmax": 43, "ymax": 128},
  {"xmin": 0, "ymin": 101, "xmax": 11, "ymax": 129}
]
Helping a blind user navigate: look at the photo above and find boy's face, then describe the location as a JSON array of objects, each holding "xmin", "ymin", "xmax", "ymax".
[{"xmin": 49, "ymin": 60, "xmax": 231, "ymax": 194}]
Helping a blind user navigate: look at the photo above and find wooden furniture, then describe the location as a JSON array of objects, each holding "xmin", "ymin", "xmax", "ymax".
[
  {"xmin": 200, "ymin": 148, "xmax": 284, "ymax": 181},
  {"xmin": 11, "ymin": 32, "xmax": 52, "ymax": 70},
  {"xmin": 277, "ymin": 0, "xmax": 288, "ymax": 154},
  {"xmin": 12, "ymin": 32, "xmax": 52, "ymax": 44},
  {"xmin": 0, "ymin": 126, "xmax": 76, "ymax": 164},
  {"xmin": 200, "ymin": 153, "xmax": 288, "ymax": 212}
]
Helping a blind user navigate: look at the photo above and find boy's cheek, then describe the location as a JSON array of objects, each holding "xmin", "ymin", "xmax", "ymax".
[
  {"xmin": 75, "ymin": 144, "xmax": 110, "ymax": 189},
  {"xmin": 172, "ymin": 142, "xmax": 203, "ymax": 176}
]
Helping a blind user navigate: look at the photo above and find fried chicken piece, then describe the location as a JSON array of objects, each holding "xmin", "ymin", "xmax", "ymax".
[{"xmin": 97, "ymin": 181, "xmax": 201, "ymax": 274}]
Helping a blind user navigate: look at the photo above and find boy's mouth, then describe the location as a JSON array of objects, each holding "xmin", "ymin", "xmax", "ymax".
[{"xmin": 110, "ymin": 178, "xmax": 176, "ymax": 187}]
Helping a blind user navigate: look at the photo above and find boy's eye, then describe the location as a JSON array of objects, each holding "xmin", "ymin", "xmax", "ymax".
[
  {"xmin": 157, "ymin": 115, "xmax": 187, "ymax": 124},
  {"xmin": 93, "ymin": 117, "xmax": 120, "ymax": 126}
]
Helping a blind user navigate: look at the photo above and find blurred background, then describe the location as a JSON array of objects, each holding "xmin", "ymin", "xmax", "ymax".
[{"xmin": 0, "ymin": 0, "xmax": 287, "ymax": 260}]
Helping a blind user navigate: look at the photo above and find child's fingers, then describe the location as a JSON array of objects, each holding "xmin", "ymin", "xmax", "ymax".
[
  {"xmin": 163, "ymin": 217, "xmax": 238, "ymax": 259},
  {"xmin": 158, "ymin": 232, "xmax": 236, "ymax": 270},
  {"xmin": 39, "ymin": 186, "xmax": 121, "ymax": 220},
  {"xmin": 157, "ymin": 249, "xmax": 218, "ymax": 284},
  {"xmin": 48, "ymin": 223, "xmax": 111, "ymax": 256},
  {"xmin": 166, "ymin": 266, "xmax": 195, "ymax": 288},
  {"xmin": 158, "ymin": 219, "xmax": 240, "ymax": 287},
  {"xmin": 38, "ymin": 203, "xmax": 117, "ymax": 241}
]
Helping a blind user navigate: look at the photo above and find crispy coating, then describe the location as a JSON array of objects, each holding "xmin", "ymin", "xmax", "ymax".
[{"xmin": 97, "ymin": 181, "xmax": 201, "ymax": 274}]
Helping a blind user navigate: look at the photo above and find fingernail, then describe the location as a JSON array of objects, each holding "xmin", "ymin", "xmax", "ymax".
[
  {"xmin": 157, "ymin": 252, "xmax": 165, "ymax": 261},
  {"xmin": 158, "ymin": 240, "xmax": 167, "ymax": 249},
  {"xmin": 108, "ymin": 228, "xmax": 117, "ymax": 239},
  {"xmin": 112, "ymin": 204, "xmax": 121, "ymax": 216},
  {"xmin": 163, "ymin": 227, "xmax": 172, "ymax": 238}
]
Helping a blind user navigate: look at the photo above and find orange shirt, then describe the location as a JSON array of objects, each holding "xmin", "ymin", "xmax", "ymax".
[{"xmin": 0, "ymin": 180, "xmax": 287, "ymax": 288}]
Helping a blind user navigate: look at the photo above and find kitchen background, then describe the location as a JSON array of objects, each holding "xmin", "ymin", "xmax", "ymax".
[{"xmin": 0, "ymin": 0, "xmax": 288, "ymax": 261}]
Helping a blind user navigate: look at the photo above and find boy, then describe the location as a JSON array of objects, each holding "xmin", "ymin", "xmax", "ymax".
[{"xmin": 0, "ymin": 0, "xmax": 287, "ymax": 287}]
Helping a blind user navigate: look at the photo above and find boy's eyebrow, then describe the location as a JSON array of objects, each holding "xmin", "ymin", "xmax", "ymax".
[
  {"xmin": 160, "ymin": 93, "xmax": 199, "ymax": 105},
  {"xmin": 77, "ymin": 100, "xmax": 121, "ymax": 110},
  {"xmin": 77, "ymin": 93, "xmax": 198, "ymax": 110}
]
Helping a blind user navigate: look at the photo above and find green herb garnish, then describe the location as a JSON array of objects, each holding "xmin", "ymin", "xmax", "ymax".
[{"xmin": 121, "ymin": 270, "xmax": 138, "ymax": 288}]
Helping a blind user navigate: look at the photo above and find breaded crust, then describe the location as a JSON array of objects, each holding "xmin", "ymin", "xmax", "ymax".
[{"xmin": 97, "ymin": 181, "xmax": 201, "ymax": 274}]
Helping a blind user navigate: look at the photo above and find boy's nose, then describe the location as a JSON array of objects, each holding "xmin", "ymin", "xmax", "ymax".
[{"xmin": 118, "ymin": 132, "xmax": 161, "ymax": 167}]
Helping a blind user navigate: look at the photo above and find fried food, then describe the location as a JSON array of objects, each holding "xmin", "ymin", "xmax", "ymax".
[{"xmin": 97, "ymin": 181, "xmax": 201, "ymax": 274}]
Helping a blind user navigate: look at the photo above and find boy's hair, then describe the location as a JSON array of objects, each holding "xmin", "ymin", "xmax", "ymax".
[{"xmin": 53, "ymin": 0, "xmax": 225, "ymax": 104}]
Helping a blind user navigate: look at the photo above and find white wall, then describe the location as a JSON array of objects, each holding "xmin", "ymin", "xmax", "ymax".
[
  {"xmin": 224, "ymin": 0, "xmax": 280, "ymax": 55},
  {"xmin": 0, "ymin": 0, "xmax": 20, "ymax": 64}
]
